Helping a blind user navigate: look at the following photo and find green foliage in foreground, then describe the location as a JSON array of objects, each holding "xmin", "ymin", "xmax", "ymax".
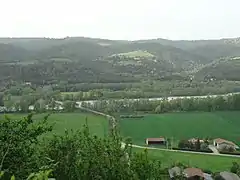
[
  {"xmin": 42, "ymin": 128, "xmax": 165, "ymax": 180},
  {"xmin": 0, "ymin": 114, "xmax": 53, "ymax": 179},
  {"xmin": 0, "ymin": 114, "xmax": 166, "ymax": 179},
  {"xmin": 119, "ymin": 111, "xmax": 240, "ymax": 146}
]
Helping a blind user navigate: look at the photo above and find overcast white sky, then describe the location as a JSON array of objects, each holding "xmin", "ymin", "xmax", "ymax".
[{"xmin": 0, "ymin": 0, "xmax": 239, "ymax": 40}]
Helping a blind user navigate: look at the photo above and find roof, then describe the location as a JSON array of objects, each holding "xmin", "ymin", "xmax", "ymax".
[
  {"xmin": 204, "ymin": 173, "xmax": 213, "ymax": 180},
  {"xmin": 214, "ymin": 138, "xmax": 237, "ymax": 146},
  {"xmin": 146, "ymin": 137, "xmax": 166, "ymax": 142},
  {"xmin": 184, "ymin": 168, "xmax": 204, "ymax": 178},
  {"xmin": 220, "ymin": 171, "xmax": 240, "ymax": 180},
  {"xmin": 168, "ymin": 166, "xmax": 181, "ymax": 178}
]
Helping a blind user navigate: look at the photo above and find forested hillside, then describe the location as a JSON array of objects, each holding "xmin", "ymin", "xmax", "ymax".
[
  {"xmin": 195, "ymin": 57, "xmax": 240, "ymax": 81},
  {"xmin": 1, "ymin": 36, "xmax": 240, "ymax": 87}
]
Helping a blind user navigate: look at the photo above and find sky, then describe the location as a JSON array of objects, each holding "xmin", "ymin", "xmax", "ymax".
[{"xmin": 0, "ymin": 0, "xmax": 239, "ymax": 40}]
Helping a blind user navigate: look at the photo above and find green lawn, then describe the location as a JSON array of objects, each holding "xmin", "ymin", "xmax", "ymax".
[
  {"xmin": 1, "ymin": 112, "xmax": 108, "ymax": 138},
  {"xmin": 134, "ymin": 148, "xmax": 240, "ymax": 172},
  {"xmin": 119, "ymin": 111, "xmax": 240, "ymax": 146}
]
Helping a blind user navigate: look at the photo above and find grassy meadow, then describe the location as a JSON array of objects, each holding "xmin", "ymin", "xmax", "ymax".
[
  {"xmin": 134, "ymin": 148, "xmax": 240, "ymax": 172},
  {"xmin": 119, "ymin": 111, "xmax": 240, "ymax": 146},
  {"xmin": 0, "ymin": 112, "xmax": 108, "ymax": 138}
]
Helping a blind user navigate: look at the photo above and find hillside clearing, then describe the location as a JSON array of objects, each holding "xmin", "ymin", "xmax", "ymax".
[{"xmin": 112, "ymin": 50, "xmax": 155, "ymax": 58}]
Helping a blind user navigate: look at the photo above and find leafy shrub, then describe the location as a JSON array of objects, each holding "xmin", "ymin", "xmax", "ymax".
[
  {"xmin": 42, "ymin": 125, "xmax": 165, "ymax": 180},
  {"xmin": 0, "ymin": 114, "xmax": 53, "ymax": 179}
]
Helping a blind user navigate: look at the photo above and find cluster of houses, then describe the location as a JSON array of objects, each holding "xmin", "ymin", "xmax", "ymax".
[
  {"xmin": 145, "ymin": 137, "xmax": 239, "ymax": 152},
  {"xmin": 168, "ymin": 167, "xmax": 240, "ymax": 180},
  {"xmin": 145, "ymin": 137, "xmax": 240, "ymax": 179}
]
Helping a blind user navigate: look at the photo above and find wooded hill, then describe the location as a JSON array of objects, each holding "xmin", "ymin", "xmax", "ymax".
[{"xmin": 1, "ymin": 36, "xmax": 240, "ymax": 86}]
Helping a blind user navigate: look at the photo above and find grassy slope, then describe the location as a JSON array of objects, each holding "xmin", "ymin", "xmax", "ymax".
[
  {"xmin": 134, "ymin": 148, "xmax": 240, "ymax": 172},
  {"xmin": 1, "ymin": 113, "xmax": 108, "ymax": 138},
  {"xmin": 120, "ymin": 111, "xmax": 240, "ymax": 145},
  {"xmin": 113, "ymin": 50, "xmax": 155, "ymax": 58}
]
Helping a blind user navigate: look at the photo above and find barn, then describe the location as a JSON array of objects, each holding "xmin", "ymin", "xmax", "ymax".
[{"xmin": 145, "ymin": 137, "xmax": 166, "ymax": 145}]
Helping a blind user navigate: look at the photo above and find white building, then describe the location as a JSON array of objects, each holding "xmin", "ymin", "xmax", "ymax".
[{"xmin": 213, "ymin": 138, "xmax": 239, "ymax": 150}]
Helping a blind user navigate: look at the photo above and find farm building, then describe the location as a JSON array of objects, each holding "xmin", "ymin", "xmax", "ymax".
[
  {"xmin": 184, "ymin": 168, "xmax": 204, "ymax": 180},
  {"xmin": 213, "ymin": 138, "xmax": 239, "ymax": 150},
  {"xmin": 145, "ymin": 137, "xmax": 166, "ymax": 145}
]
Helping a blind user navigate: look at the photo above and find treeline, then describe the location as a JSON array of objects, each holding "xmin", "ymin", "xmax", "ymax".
[
  {"xmin": 155, "ymin": 94, "xmax": 240, "ymax": 113},
  {"xmin": 3, "ymin": 80, "xmax": 240, "ymax": 102},
  {"xmin": 44, "ymin": 80, "xmax": 240, "ymax": 98},
  {"xmin": 82, "ymin": 94, "xmax": 240, "ymax": 114}
]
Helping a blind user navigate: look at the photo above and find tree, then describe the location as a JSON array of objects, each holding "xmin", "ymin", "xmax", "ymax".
[
  {"xmin": 8, "ymin": 86, "xmax": 22, "ymax": 96},
  {"xmin": 0, "ymin": 92, "xmax": 4, "ymax": 106},
  {"xmin": 34, "ymin": 99, "xmax": 46, "ymax": 113},
  {"xmin": 63, "ymin": 100, "xmax": 76, "ymax": 112},
  {"xmin": 178, "ymin": 140, "xmax": 191, "ymax": 149},
  {"xmin": 4, "ymin": 100, "xmax": 14, "ymax": 111},
  {"xmin": 0, "ymin": 114, "xmax": 53, "ymax": 179},
  {"xmin": 195, "ymin": 139, "xmax": 201, "ymax": 151},
  {"xmin": 48, "ymin": 99, "xmax": 57, "ymax": 111},
  {"xmin": 22, "ymin": 87, "xmax": 34, "ymax": 95},
  {"xmin": 155, "ymin": 104, "xmax": 163, "ymax": 113},
  {"xmin": 231, "ymin": 162, "xmax": 240, "ymax": 174},
  {"xmin": 19, "ymin": 97, "xmax": 31, "ymax": 113},
  {"xmin": 74, "ymin": 91, "xmax": 83, "ymax": 101},
  {"xmin": 155, "ymin": 100, "xmax": 170, "ymax": 113}
]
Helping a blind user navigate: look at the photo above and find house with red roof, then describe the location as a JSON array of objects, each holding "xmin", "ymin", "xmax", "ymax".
[
  {"xmin": 169, "ymin": 167, "xmax": 213, "ymax": 180},
  {"xmin": 184, "ymin": 167, "xmax": 204, "ymax": 180}
]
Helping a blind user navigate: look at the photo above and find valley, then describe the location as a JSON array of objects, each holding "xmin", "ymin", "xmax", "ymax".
[{"xmin": 1, "ymin": 36, "xmax": 240, "ymax": 179}]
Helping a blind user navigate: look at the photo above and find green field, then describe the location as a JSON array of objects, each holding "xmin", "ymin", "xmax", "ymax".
[
  {"xmin": 2, "ymin": 111, "xmax": 240, "ymax": 171},
  {"xmin": 119, "ymin": 111, "xmax": 240, "ymax": 146},
  {"xmin": 1, "ymin": 113, "xmax": 108, "ymax": 138},
  {"xmin": 113, "ymin": 50, "xmax": 155, "ymax": 58},
  {"xmin": 134, "ymin": 148, "xmax": 240, "ymax": 172}
]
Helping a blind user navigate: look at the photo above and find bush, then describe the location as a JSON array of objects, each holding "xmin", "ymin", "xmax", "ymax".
[
  {"xmin": 0, "ymin": 114, "xmax": 53, "ymax": 179},
  {"xmin": 120, "ymin": 115, "xmax": 144, "ymax": 118},
  {"xmin": 42, "ymin": 125, "xmax": 165, "ymax": 180},
  {"xmin": 172, "ymin": 147, "xmax": 213, "ymax": 153}
]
